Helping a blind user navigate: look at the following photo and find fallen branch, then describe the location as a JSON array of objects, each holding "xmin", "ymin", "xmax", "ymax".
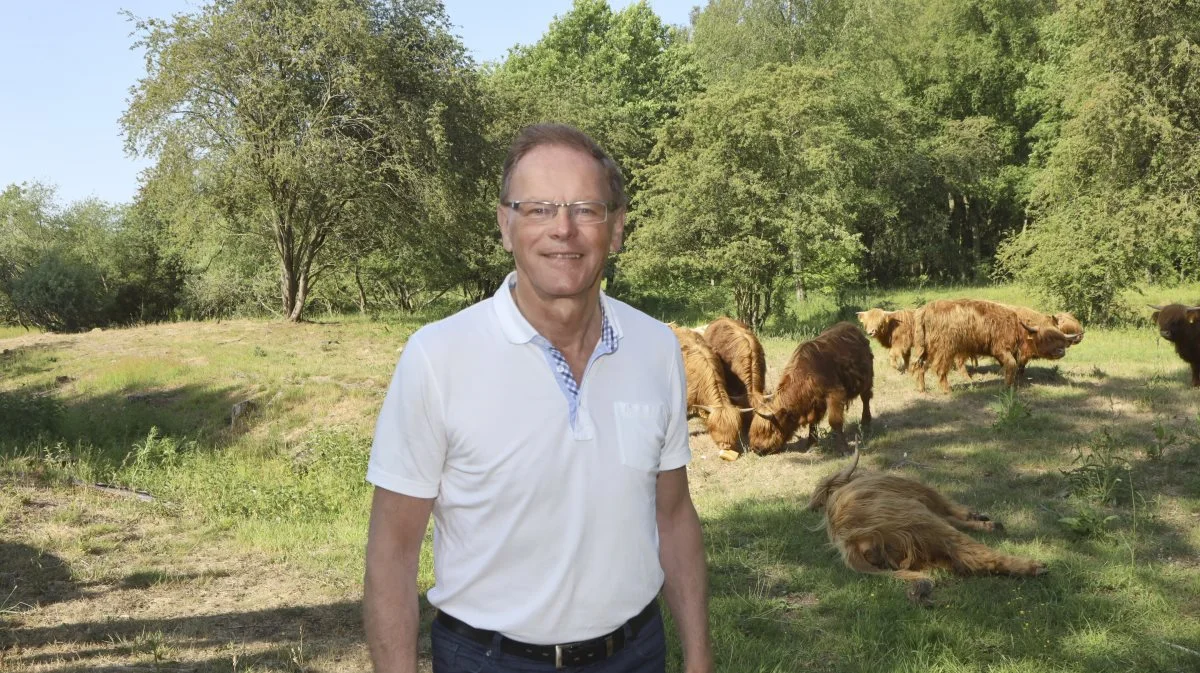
[{"xmin": 71, "ymin": 478, "xmax": 154, "ymax": 502}]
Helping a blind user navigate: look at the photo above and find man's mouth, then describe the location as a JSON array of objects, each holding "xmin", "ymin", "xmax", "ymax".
[{"xmin": 544, "ymin": 253, "xmax": 583, "ymax": 259}]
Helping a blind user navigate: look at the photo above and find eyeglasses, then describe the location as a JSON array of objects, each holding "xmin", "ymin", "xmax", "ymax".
[{"xmin": 502, "ymin": 200, "xmax": 611, "ymax": 226}]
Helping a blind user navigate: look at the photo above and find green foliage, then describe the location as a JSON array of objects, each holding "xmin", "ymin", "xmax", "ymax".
[
  {"xmin": 991, "ymin": 387, "xmax": 1032, "ymax": 430},
  {"xmin": 9, "ymin": 251, "xmax": 110, "ymax": 332},
  {"xmin": 1000, "ymin": 0, "xmax": 1200, "ymax": 323},
  {"xmin": 1061, "ymin": 428, "xmax": 1132, "ymax": 506}
]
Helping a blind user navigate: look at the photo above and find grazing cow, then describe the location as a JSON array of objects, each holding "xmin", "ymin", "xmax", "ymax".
[
  {"xmin": 807, "ymin": 450, "xmax": 1047, "ymax": 605},
  {"xmin": 704, "ymin": 317, "xmax": 769, "ymax": 407},
  {"xmin": 911, "ymin": 299, "xmax": 1075, "ymax": 393},
  {"xmin": 1149, "ymin": 304, "xmax": 1200, "ymax": 386},
  {"xmin": 748, "ymin": 322, "xmax": 872, "ymax": 453},
  {"xmin": 856, "ymin": 308, "xmax": 915, "ymax": 372},
  {"xmin": 670, "ymin": 325, "xmax": 744, "ymax": 459}
]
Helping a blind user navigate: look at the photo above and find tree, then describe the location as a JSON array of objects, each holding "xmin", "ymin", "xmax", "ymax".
[
  {"xmin": 999, "ymin": 0, "xmax": 1200, "ymax": 322},
  {"xmin": 123, "ymin": 0, "xmax": 482, "ymax": 321},
  {"xmin": 625, "ymin": 64, "xmax": 903, "ymax": 330}
]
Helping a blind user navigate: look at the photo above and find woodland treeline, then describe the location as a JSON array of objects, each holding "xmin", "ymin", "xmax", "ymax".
[{"xmin": 2, "ymin": 0, "xmax": 1198, "ymax": 332}]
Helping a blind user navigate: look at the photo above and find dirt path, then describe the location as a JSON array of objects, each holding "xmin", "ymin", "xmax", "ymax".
[{"xmin": 0, "ymin": 481, "xmax": 418, "ymax": 673}]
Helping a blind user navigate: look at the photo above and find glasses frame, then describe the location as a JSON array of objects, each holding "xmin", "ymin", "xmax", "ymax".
[{"xmin": 502, "ymin": 200, "xmax": 613, "ymax": 225}]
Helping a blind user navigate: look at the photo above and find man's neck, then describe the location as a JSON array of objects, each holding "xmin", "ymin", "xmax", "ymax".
[{"xmin": 510, "ymin": 282, "xmax": 603, "ymax": 359}]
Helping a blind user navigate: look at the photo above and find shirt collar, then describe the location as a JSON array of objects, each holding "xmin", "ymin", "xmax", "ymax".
[{"xmin": 491, "ymin": 271, "xmax": 623, "ymax": 345}]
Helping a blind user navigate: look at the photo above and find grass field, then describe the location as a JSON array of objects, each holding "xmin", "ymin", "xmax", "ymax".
[{"xmin": 1, "ymin": 286, "xmax": 1198, "ymax": 672}]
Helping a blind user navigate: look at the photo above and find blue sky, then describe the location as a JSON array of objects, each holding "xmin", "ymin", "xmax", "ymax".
[{"xmin": 0, "ymin": 1, "xmax": 698, "ymax": 208}]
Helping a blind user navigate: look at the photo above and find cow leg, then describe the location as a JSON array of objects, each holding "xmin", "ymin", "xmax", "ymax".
[
  {"xmin": 860, "ymin": 389, "xmax": 872, "ymax": 426},
  {"xmin": 935, "ymin": 358, "xmax": 953, "ymax": 394},
  {"xmin": 998, "ymin": 352, "xmax": 1020, "ymax": 388},
  {"xmin": 956, "ymin": 355, "xmax": 972, "ymax": 380},
  {"xmin": 914, "ymin": 362, "xmax": 928, "ymax": 393},
  {"xmin": 945, "ymin": 532, "xmax": 1047, "ymax": 577},
  {"xmin": 843, "ymin": 541, "xmax": 936, "ymax": 606},
  {"xmin": 1191, "ymin": 362, "xmax": 1200, "ymax": 387},
  {"xmin": 944, "ymin": 516, "xmax": 1001, "ymax": 533},
  {"xmin": 826, "ymin": 392, "xmax": 849, "ymax": 452},
  {"xmin": 805, "ymin": 423, "xmax": 819, "ymax": 449}
]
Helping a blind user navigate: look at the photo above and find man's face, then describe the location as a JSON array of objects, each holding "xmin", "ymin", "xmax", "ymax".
[{"xmin": 498, "ymin": 144, "xmax": 624, "ymax": 305}]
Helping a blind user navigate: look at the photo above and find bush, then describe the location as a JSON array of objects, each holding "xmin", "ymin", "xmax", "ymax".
[{"xmin": 9, "ymin": 251, "xmax": 110, "ymax": 332}]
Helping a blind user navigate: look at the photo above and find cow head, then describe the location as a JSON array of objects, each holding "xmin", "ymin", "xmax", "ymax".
[
  {"xmin": 1052, "ymin": 313, "xmax": 1084, "ymax": 344},
  {"xmin": 806, "ymin": 449, "xmax": 861, "ymax": 511},
  {"xmin": 856, "ymin": 308, "xmax": 903, "ymax": 341},
  {"xmin": 1148, "ymin": 304, "xmax": 1200, "ymax": 341},
  {"xmin": 1022, "ymin": 322, "xmax": 1071, "ymax": 359}
]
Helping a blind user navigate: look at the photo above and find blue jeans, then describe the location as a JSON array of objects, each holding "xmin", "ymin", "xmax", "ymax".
[{"xmin": 431, "ymin": 610, "xmax": 667, "ymax": 673}]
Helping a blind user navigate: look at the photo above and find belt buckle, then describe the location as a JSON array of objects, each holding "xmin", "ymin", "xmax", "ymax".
[
  {"xmin": 554, "ymin": 634, "xmax": 616, "ymax": 669},
  {"xmin": 554, "ymin": 644, "xmax": 564, "ymax": 669}
]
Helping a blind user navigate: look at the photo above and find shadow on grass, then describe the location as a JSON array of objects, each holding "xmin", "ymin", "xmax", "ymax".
[
  {"xmin": 0, "ymin": 380, "xmax": 252, "ymax": 466},
  {"xmin": 0, "ymin": 542, "xmax": 79, "ymax": 612}
]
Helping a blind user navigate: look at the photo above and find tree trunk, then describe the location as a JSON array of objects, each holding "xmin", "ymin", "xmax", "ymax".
[{"xmin": 354, "ymin": 261, "xmax": 368, "ymax": 314}]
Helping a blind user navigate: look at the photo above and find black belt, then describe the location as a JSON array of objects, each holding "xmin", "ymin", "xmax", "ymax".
[{"xmin": 435, "ymin": 600, "xmax": 658, "ymax": 669}]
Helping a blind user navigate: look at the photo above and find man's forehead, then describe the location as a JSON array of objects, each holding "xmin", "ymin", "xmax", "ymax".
[{"xmin": 510, "ymin": 144, "xmax": 606, "ymax": 183}]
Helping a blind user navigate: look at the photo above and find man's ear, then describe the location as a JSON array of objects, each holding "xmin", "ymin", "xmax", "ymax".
[
  {"xmin": 498, "ymin": 203, "xmax": 514, "ymax": 252},
  {"xmin": 609, "ymin": 208, "xmax": 626, "ymax": 253}
]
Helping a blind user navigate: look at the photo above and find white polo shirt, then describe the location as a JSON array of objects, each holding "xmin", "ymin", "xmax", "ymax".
[{"xmin": 367, "ymin": 275, "xmax": 692, "ymax": 644}]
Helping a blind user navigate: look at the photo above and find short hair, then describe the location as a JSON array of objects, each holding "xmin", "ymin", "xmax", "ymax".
[{"xmin": 499, "ymin": 123, "xmax": 627, "ymax": 209}]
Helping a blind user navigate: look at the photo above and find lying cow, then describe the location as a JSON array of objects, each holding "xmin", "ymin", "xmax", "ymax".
[
  {"xmin": 704, "ymin": 317, "xmax": 769, "ymax": 407},
  {"xmin": 670, "ymin": 325, "xmax": 744, "ymax": 460},
  {"xmin": 1149, "ymin": 304, "xmax": 1200, "ymax": 386},
  {"xmin": 911, "ymin": 299, "xmax": 1076, "ymax": 393},
  {"xmin": 748, "ymin": 322, "xmax": 872, "ymax": 453},
  {"xmin": 807, "ymin": 450, "xmax": 1047, "ymax": 605},
  {"xmin": 856, "ymin": 308, "xmax": 914, "ymax": 372}
]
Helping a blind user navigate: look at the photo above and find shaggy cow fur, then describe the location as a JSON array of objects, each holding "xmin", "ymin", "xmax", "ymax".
[
  {"xmin": 670, "ymin": 325, "xmax": 744, "ymax": 452},
  {"xmin": 856, "ymin": 308, "xmax": 915, "ymax": 372},
  {"xmin": 748, "ymin": 322, "xmax": 872, "ymax": 453},
  {"xmin": 1149, "ymin": 304, "xmax": 1200, "ymax": 386},
  {"xmin": 911, "ymin": 299, "xmax": 1075, "ymax": 393},
  {"xmin": 807, "ymin": 451, "xmax": 1047, "ymax": 605},
  {"xmin": 704, "ymin": 317, "xmax": 769, "ymax": 407}
]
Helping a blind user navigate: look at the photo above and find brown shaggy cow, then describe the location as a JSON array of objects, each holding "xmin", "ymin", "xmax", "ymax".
[
  {"xmin": 670, "ymin": 325, "xmax": 744, "ymax": 459},
  {"xmin": 748, "ymin": 322, "xmax": 872, "ymax": 453},
  {"xmin": 703, "ymin": 317, "xmax": 769, "ymax": 407},
  {"xmin": 807, "ymin": 450, "xmax": 1047, "ymax": 605},
  {"xmin": 856, "ymin": 308, "xmax": 915, "ymax": 372},
  {"xmin": 911, "ymin": 299, "xmax": 1075, "ymax": 393},
  {"xmin": 1149, "ymin": 304, "xmax": 1200, "ymax": 386}
]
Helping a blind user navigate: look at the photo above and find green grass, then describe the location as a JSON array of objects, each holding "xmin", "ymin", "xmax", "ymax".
[{"xmin": 2, "ymin": 285, "xmax": 1199, "ymax": 672}]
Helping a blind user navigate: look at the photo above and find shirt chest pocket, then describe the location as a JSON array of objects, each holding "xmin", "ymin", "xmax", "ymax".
[{"xmin": 613, "ymin": 402, "xmax": 667, "ymax": 472}]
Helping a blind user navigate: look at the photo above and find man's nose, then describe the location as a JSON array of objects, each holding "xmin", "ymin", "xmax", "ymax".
[{"xmin": 549, "ymin": 206, "xmax": 577, "ymax": 237}]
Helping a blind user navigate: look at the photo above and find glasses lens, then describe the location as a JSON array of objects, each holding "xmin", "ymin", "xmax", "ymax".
[
  {"xmin": 569, "ymin": 202, "xmax": 608, "ymax": 225},
  {"xmin": 516, "ymin": 202, "xmax": 556, "ymax": 220}
]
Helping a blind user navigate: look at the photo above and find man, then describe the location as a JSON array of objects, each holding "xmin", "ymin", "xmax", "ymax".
[{"xmin": 363, "ymin": 123, "xmax": 713, "ymax": 673}]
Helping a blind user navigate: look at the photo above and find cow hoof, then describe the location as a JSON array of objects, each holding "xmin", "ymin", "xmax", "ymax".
[
  {"xmin": 907, "ymin": 579, "xmax": 935, "ymax": 607},
  {"xmin": 968, "ymin": 511, "xmax": 991, "ymax": 522},
  {"xmin": 1030, "ymin": 562, "xmax": 1049, "ymax": 577},
  {"xmin": 991, "ymin": 521, "xmax": 1006, "ymax": 534},
  {"xmin": 718, "ymin": 449, "xmax": 741, "ymax": 462}
]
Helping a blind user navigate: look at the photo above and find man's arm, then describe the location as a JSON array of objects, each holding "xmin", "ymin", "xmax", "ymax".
[
  {"xmin": 364, "ymin": 487, "xmax": 435, "ymax": 673},
  {"xmin": 657, "ymin": 466, "xmax": 714, "ymax": 673}
]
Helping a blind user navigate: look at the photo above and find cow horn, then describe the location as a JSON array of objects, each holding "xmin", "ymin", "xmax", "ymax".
[
  {"xmin": 1021, "ymin": 322, "xmax": 1039, "ymax": 335},
  {"xmin": 737, "ymin": 405, "xmax": 757, "ymax": 413},
  {"xmin": 836, "ymin": 448, "xmax": 861, "ymax": 481},
  {"xmin": 1068, "ymin": 332, "xmax": 1084, "ymax": 344},
  {"xmin": 694, "ymin": 404, "xmax": 715, "ymax": 414},
  {"xmin": 1147, "ymin": 304, "xmax": 1164, "ymax": 310},
  {"xmin": 752, "ymin": 407, "xmax": 776, "ymax": 419}
]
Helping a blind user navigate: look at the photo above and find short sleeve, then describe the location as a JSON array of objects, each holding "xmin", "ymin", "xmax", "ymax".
[
  {"xmin": 366, "ymin": 335, "xmax": 447, "ymax": 498},
  {"xmin": 658, "ymin": 340, "xmax": 692, "ymax": 472}
]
